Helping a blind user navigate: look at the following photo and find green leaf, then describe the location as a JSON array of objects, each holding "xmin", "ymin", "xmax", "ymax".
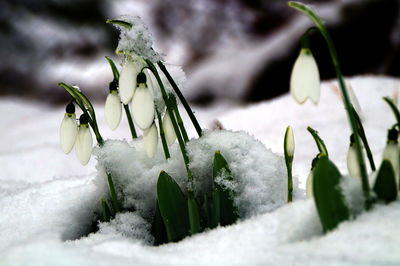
[
  {"xmin": 106, "ymin": 19, "xmax": 133, "ymax": 29},
  {"xmin": 107, "ymin": 172, "xmax": 121, "ymax": 213},
  {"xmin": 101, "ymin": 198, "xmax": 112, "ymax": 222},
  {"xmin": 157, "ymin": 171, "xmax": 190, "ymax": 242},
  {"xmin": 313, "ymin": 156, "xmax": 350, "ymax": 232},
  {"xmin": 105, "ymin": 56, "xmax": 120, "ymax": 80},
  {"xmin": 383, "ymin": 97, "xmax": 400, "ymax": 126},
  {"xmin": 373, "ymin": 160, "xmax": 398, "ymax": 203},
  {"xmin": 187, "ymin": 193, "xmax": 201, "ymax": 235},
  {"xmin": 213, "ymin": 151, "xmax": 239, "ymax": 226},
  {"xmin": 151, "ymin": 200, "xmax": 168, "ymax": 245},
  {"xmin": 209, "ymin": 188, "xmax": 220, "ymax": 229},
  {"xmin": 307, "ymin": 126, "xmax": 329, "ymax": 156}
]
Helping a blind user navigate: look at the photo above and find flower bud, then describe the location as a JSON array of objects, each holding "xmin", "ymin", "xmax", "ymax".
[
  {"xmin": 131, "ymin": 83, "xmax": 155, "ymax": 130},
  {"xmin": 119, "ymin": 61, "xmax": 140, "ymax": 104},
  {"xmin": 75, "ymin": 114, "xmax": 93, "ymax": 165},
  {"xmin": 105, "ymin": 89, "xmax": 122, "ymax": 130},
  {"xmin": 290, "ymin": 48, "xmax": 320, "ymax": 105},
  {"xmin": 382, "ymin": 129, "xmax": 399, "ymax": 184},
  {"xmin": 59, "ymin": 107, "xmax": 78, "ymax": 154},
  {"xmin": 143, "ymin": 123, "xmax": 158, "ymax": 158},
  {"xmin": 347, "ymin": 134, "xmax": 361, "ymax": 178},
  {"xmin": 306, "ymin": 171, "xmax": 313, "ymax": 198},
  {"xmin": 284, "ymin": 126, "xmax": 295, "ymax": 159},
  {"xmin": 163, "ymin": 111, "xmax": 176, "ymax": 145}
]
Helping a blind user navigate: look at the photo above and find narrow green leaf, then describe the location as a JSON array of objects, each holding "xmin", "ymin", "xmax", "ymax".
[
  {"xmin": 383, "ymin": 97, "xmax": 400, "ymax": 126},
  {"xmin": 352, "ymin": 107, "xmax": 375, "ymax": 171},
  {"xmin": 151, "ymin": 200, "xmax": 168, "ymax": 245},
  {"xmin": 101, "ymin": 198, "xmax": 112, "ymax": 222},
  {"xmin": 313, "ymin": 156, "xmax": 350, "ymax": 232},
  {"xmin": 157, "ymin": 171, "xmax": 190, "ymax": 242},
  {"xmin": 307, "ymin": 126, "xmax": 329, "ymax": 156},
  {"xmin": 209, "ymin": 188, "xmax": 220, "ymax": 229},
  {"xmin": 106, "ymin": 19, "xmax": 133, "ymax": 29},
  {"xmin": 187, "ymin": 193, "xmax": 201, "ymax": 235},
  {"xmin": 105, "ymin": 56, "xmax": 120, "ymax": 80},
  {"xmin": 107, "ymin": 172, "xmax": 121, "ymax": 213},
  {"xmin": 374, "ymin": 160, "xmax": 398, "ymax": 203},
  {"xmin": 213, "ymin": 151, "xmax": 239, "ymax": 226}
]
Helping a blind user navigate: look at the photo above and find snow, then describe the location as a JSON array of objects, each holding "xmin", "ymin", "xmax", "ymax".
[{"xmin": 1, "ymin": 76, "xmax": 400, "ymax": 265}]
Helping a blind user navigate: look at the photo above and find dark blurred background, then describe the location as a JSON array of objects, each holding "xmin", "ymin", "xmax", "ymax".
[{"xmin": 1, "ymin": 0, "xmax": 399, "ymax": 105}]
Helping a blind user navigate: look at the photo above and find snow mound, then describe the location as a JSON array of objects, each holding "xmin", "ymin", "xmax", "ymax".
[{"xmin": 94, "ymin": 129, "xmax": 288, "ymax": 228}]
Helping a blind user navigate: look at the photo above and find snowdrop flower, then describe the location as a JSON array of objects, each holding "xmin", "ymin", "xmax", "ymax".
[
  {"xmin": 284, "ymin": 126, "xmax": 295, "ymax": 159},
  {"xmin": 306, "ymin": 155, "xmax": 320, "ymax": 198},
  {"xmin": 290, "ymin": 48, "xmax": 320, "ymax": 104},
  {"xmin": 143, "ymin": 123, "xmax": 158, "ymax": 158},
  {"xmin": 163, "ymin": 111, "xmax": 176, "ymax": 145},
  {"xmin": 346, "ymin": 134, "xmax": 363, "ymax": 178},
  {"xmin": 75, "ymin": 114, "xmax": 93, "ymax": 165},
  {"xmin": 59, "ymin": 103, "xmax": 78, "ymax": 154},
  {"xmin": 105, "ymin": 80, "xmax": 122, "ymax": 130},
  {"xmin": 119, "ymin": 60, "xmax": 140, "ymax": 104},
  {"xmin": 131, "ymin": 72, "xmax": 155, "ymax": 130},
  {"xmin": 382, "ymin": 129, "xmax": 399, "ymax": 184}
]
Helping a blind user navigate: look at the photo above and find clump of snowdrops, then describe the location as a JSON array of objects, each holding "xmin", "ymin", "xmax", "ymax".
[
  {"xmin": 58, "ymin": 16, "xmax": 239, "ymax": 243},
  {"xmin": 284, "ymin": 1, "xmax": 400, "ymax": 233}
]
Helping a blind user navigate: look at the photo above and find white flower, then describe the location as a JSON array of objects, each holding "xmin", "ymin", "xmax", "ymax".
[
  {"xmin": 75, "ymin": 115, "xmax": 93, "ymax": 166},
  {"xmin": 105, "ymin": 89, "xmax": 122, "ymax": 130},
  {"xmin": 347, "ymin": 144, "xmax": 360, "ymax": 178},
  {"xmin": 382, "ymin": 129, "xmax": 399, "ymax": 185},
  {"xmin": 143, "ymin": 123, "xmax": 158, "ymax": 158},
  {"xmin": 131, "ymin": 73, "xmax": 155, "ymax": 130},
  {"xmin": 59, "ymin": 112, "xmax": 78, "ymax": 154},
  {"xmin": 306, "ymin": 171, "xmax": 313, "ymax": 198},
  {"xmin": 284, "ymin": 126, "xmax": 295, "ymax": 158},
  {"xmin": 163, "ymin": 111, "xmax": 176, "ymax": 145},
  {"xmin": 119, "ymin": 60, "xmax": 140, "ymax": 104},
  {"xmin": 290, "ymin": 48, "xmax": 320, "ymax": 104}
]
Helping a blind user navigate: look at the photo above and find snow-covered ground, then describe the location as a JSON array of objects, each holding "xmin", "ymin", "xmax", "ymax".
[{"xmin": 1, "ymin": 76, "xmax": 400, "ymax": 265}]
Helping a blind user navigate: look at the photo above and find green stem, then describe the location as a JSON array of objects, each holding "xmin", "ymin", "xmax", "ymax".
[
  {"xmin": 123, "ymin": 104, "xmax": 138, "ymax": 139},
  {"xmin": 157, "ymin": 62, "xmax": 203, "ymax": 137},
  {"xmin": 170, "ymin": 95, "xmax": 189, "ymax": 142},
  {"xmin": 289, "ymin": 1, "xmax": 370, "ymax": 206},
  {"xmin": 146, "ymin": 60, "xmax": 194, "ymax": 184},
  {"xmin": 307, "ymin": 126, "xmax": 329, "ymax": 156},
  {"xmin": 58, "ymin": 82, "xmax": 104, "ymax": 145},
  {"xmin": 352, "ymin": 107, "xmax": 375, "ymax": 171},
  {"xmin": 286, "ymin": 162, "xmax": 293, "ymax": 202},
  {"xmin": 383, "ymin": 97, "xmax": 400, "ymax": 126},
  {"xmin": 107, "ymin": 172, "xmax": 121, "ymax": 213},
  {"xmin": 105, "ymin": 56, "xmax": 120, "ymax": 80},
  {"xmin": 156, "ymin": 110, "xmax": 171, "ymax": 159}
]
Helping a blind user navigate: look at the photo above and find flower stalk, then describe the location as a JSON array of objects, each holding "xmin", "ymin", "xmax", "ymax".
[
  {"xmin": 289, "ymin": 1, "xmax": 371, "ymax": 207},
  {"xmin": 156, "ymin": 110, "xmax": 171, "ymax": 159},
  {"xmin": 284, "ymin": 126, "xmax": 295, "ymax": 202}
]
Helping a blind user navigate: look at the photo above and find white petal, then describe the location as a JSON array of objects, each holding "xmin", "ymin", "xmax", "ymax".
[
  {"xmin": 346, "ymin": 81, "xmax": 362, "ymax": 115},
  {"xmin": 143, "ymin": 124, "xmax": 158, "ymax": 158},
  {"xmin": 131, "ymin": 84, "xmax": 155, "ymax": 130},
  {"xmin": 75, "ymin": 125, "xmax": 93, "ymax": 165},
  {"xmin": 163, "ymin": 112, "xmax": 176, "ymax": 145},
  {"xmin": 383, "ymin": 143, "xmax": 399, "ymax": 185},
  {"xmin": 60, "ymin": 113, "xmax": 78, "ymax": 154},
  {"xmin": 284, "ymin": 126, "xmax": 295, "ymax": 158},
  {"xmin": 306, "ymin": 171, "xmax": 313, "ymax": 198},
  {"xmin": 145, "ymin": 69, "xmax": 156, "ymax": 98},
  {"xmin": 290, "ymin": 48, "xmax": 320, "ymax": 105},
  {"xmin": 119, "ymin": 61, "xmax": 139, "ymax": 104},
  {"xmin": 105, "ymin": 91, "xmax": 122, "ymax": 130},
  {"xmin": 347, "ymin": 145, "xmax": 360, "ymax": 178}
]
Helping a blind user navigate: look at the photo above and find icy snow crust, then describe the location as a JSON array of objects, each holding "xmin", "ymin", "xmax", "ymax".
[
  {"xmin": 95, "ymin": 130, "xmax": 287, "ymax": 227},
  {"xmin": 1, "ymin": 76, "xmax": 400, "ymax": 264}
]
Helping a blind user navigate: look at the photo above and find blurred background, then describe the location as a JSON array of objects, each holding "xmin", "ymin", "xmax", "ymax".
[{"xmin": 1, "ymin": 0, "xmax": 400, "ymax": 106}]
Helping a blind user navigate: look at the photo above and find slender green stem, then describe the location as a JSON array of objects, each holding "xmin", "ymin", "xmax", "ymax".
[
  {"xmin": 146, "ymin": 60, "xmax": 194, "ymax": 184},
  {"xmin": 156, "ymin": 110, "xmax": 171, "ymax": 159},
  {"xmin": 170, "ymin": 95, "xmax": 189, "ymax": 142},
  {"xmin": 383, "ymin": 97, "xmax": 400, "ymax": 126},
  {"xmin": 157, "ymin": 62, "xmax": 203, "ymax": 137},
  {"xmin": 307, "ymin": 126, "xmax": 329, "ymax": 156},
  {"xmin": 289, "ymin": 1, "xmax": 370, "ymax": 206},
  {"xmin": 59, "ymin": 82, "xmax": 104, "ymax": 145},
  {"xmin": 123, "ymin": 105, "xmax": 138, "ymax": 139},
  {"xmin": 352, "ymin": 107, "xmax": 375, "ymax": 171},
  {"xmin": 105, "ymin": 56, "xmax": 120, "ymax": 80},
  {"xmin": 101, "ymin": 198, "xmax": 112, "ymax": 222},
  {"xmin": 106, "ymin": 19, "xmax": 132, "ymax": 29},
  {"xmin": 107, "ymin": 172, "xmax": 121, "ymax": 213}
]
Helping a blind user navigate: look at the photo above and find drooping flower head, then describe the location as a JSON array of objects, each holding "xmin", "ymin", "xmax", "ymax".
[
  {"xmin": 143, "ymin": 123, "xmax": 158, "ymax": 158},
  {"xmin": 105, "ymin": 80, "xmax": 122, "ymax": 130},
  {"xmin": 75, "ymin": 114, "xmax": 93, "ymax": 166},
  {"xmin": 60, "ymin": 102, "xmax": 78, "ymax": 154},
  {"xmin": 131, "ymin": 72, "xmax": 155, "ymax": 130},
  {"xmin": 290, "ymin": 48, "xmax": 320, "ymax": 104}
]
